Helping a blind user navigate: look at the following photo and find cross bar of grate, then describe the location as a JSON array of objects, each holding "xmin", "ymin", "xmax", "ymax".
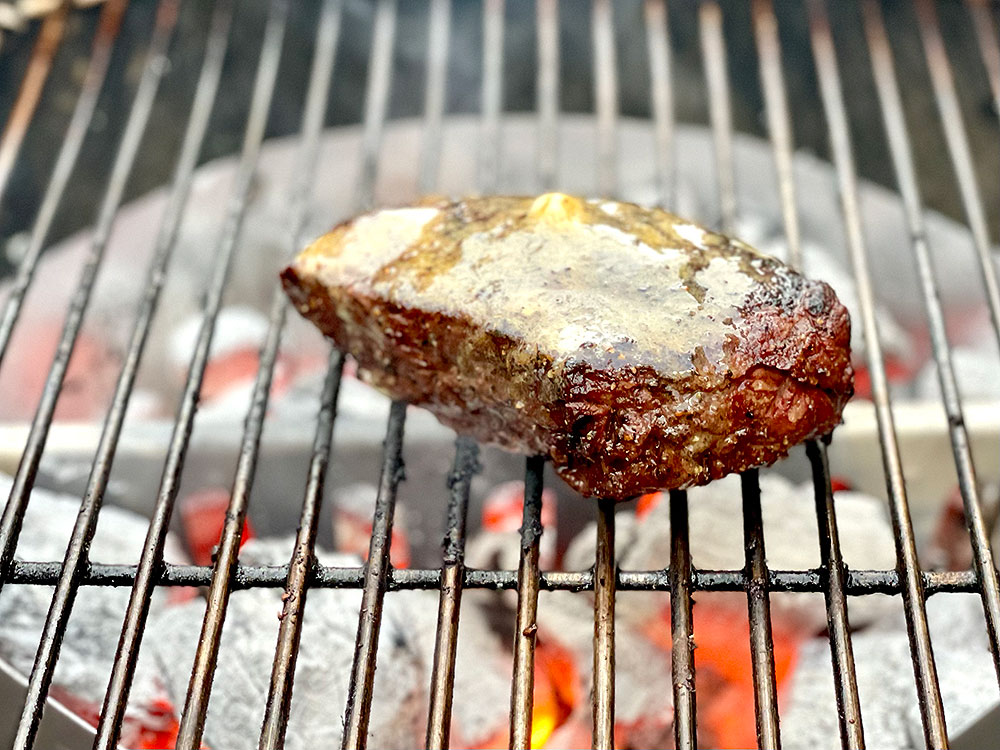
[{"xmin": 3, "ymin": 558, "xmax": 984, "ymax": 596}]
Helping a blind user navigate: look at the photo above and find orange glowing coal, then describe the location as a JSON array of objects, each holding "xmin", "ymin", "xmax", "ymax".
[
  {"xmin": 474, "ymin": 638, "xmax": 580, "ymax": 750},
  {"xmin": 643, "ymin": 599, "xmax": 803, "ymax": 749},
  {"xmin": 531, "ymin": 639, "xmax": 580, "ymax": 748}
]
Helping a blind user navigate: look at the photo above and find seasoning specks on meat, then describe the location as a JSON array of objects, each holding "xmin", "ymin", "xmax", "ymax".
[{"xmin": 283, "ymin": 193, "xmax": 853, "ymax": 500}]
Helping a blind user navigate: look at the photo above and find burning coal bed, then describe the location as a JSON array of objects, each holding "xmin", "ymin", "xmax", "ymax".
[{"xmin": 2, "ymin": 465, "xmax": 998, "ymax": 749}]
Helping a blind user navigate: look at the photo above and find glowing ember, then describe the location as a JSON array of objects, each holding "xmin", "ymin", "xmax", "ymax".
[
  {"xmin": 179, "ymin": 488, "xmax": 256, "ymax": 566},
  {"xmin": 531, "ymin": 639, "xmax": 579, "ymax": 748}
]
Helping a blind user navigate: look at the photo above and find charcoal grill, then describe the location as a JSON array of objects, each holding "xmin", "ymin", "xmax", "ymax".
[{"xmin": 0, "ymin": 0, "xmax": 999, "ymax": 748}]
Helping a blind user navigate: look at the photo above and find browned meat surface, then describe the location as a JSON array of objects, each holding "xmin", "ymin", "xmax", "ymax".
[{"xmin": 281, "ymin": 193, "xmax": 853, "ymax": 500}]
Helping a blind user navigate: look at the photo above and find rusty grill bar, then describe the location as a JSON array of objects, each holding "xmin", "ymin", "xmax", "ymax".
[{"xmin": 0, "ymin": 2, "xmax": 997, "ymax": 750}]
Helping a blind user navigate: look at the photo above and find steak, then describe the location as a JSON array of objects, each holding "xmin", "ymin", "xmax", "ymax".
[{"xmin": 281, "ymin": 193, "xmax": 853, "ymax": 500}]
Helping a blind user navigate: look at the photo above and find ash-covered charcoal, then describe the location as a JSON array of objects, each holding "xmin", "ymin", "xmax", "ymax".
[
  {"xmin": 145, "ymin": 538, "xmax": 426, "ymax": 750},
  {"xmin": 282, "ymin": 193, "xmax": 854, "ymax": 500},
  {"xmin": 0, "ymin": 475, "xmax": 187, "ymax": 739},
  {"xmin": 783, "ymin": 594, "xmax": 999, "ymax": 749}
]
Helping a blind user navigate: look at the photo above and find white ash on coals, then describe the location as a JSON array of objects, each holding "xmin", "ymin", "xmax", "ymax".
[
  {"xmin": 782, "ymin": 594, "xmax": 1000, "ymax": 749},
  {"xmin": 146, "ymin": 537, "xmax": 516, "ymax": 750},
  {"xmin": 0, "ymin": 474, "xmax": 188, "ymax": 734}
]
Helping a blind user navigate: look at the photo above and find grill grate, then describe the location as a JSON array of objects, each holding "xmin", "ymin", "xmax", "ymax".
[{"xmin": 0, "ymin": 1, "xmax": 998, "ymax": 749}]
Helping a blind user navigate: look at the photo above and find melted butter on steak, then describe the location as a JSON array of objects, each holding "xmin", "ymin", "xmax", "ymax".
[
  {"xmin": 300, "ymin": 194, "xmax": 762, "ymax": 376},
  {"xmin": 284, "ymin": 193, "xmax": 853, "ymax": 499}
]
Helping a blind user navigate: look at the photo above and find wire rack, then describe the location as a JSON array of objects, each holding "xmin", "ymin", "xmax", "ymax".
[{"xmin": 0, "ymin": 1, "xmax": 999, "ymax": 749}]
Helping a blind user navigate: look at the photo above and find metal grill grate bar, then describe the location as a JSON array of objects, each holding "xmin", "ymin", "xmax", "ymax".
[
  {"xmin": 0, "ymin": 4, "xmax": 994, "ymax": 748},
  {"xmin": 592, "ymin": 0, "xmax": 617, "ymax": 198},
  {"xmin": 179, "ymin": 2, "xmax": 341, "ymax": 743},
  {"xmin": 342, "ymin": 401, "xmax": 408, "ymax": 750},
  {"xmin": 915, "ymin": 0, "xmax": 1000, "ymax": 357},
  {"xmin": 425, "ymin": 437, "xmax": 479, "ymax": 750},
  {"xmin": 260, "ymin": 352, "xmax": 345, "ymax": 750},
  {"xmin": 536, "ymin": 0, "xmax": 559, "ymax": 192},
  {"xmin": 258, "ymin": 4, "xmax": 345, "ymax": 748},
  {"xmin": 509, "ymin": 455, "xmax": 545, "ymax": 750},
  {"xmin": 162, "ymin": 2, "xmax": 289, "ymax": 745},
  {"xmin": 967, "ymin": 0, "xmax": 1000, "ymax": 120},
  {"xmin": 703, "ymin": 5, "xmax": 782, "ymax": 744},
  {"xmin": 807, "ymin": 440, "xmax": 865, "ymax": 749},
  {"xmin": 699, "ymin": 1, "xmax": 736, "ymax": 234},
  {"xmin": 752, "ymin": 2, "xmax": 863, "ymax": 744},
  {"xmin": 806, "ymin": 1, "xmax": 949, "ymax": 744},
  {"xmin": 418, "ymin": 0, "xmax": 451, "ymax": 194},
  {"xmin": 6, "ymin": 2, "xmax": 180, "ymax": 747},
  {"xmin": 669, "ymin": 490, "xmax": 697, "ymax": 750},
  {"xmin": 913, "ymin": 0, "xmax": 1000, "ymax": 684},
  {"xmin": 5, "ymin": 559, "xmax": 985, "ymax": 595},
  {"xmin": 88, "ymin": 4, "xmax": 233, "ymax": 745},
  {"xmin": 742, "ymin": 470, "xmax": 781, "ymax": 749},
  {"xmin": 644, "ymin": 0, "xmax": 675, "ymax": 211},
  {"xmin": 0, "ymin": 0, "xmax": 126, "ymax": 370},
  {"xmin": 593, "ymin": 497, "xmax": 616, "ymax": 749},
  {"xmin": 342, "ymin": 9, "xmax": 405, "ymax": 744},
  {"xmin": 0, "ymin": 2, "xmax": 68, "ymax": 209},
  {"xmin": 863, "ymin": 0, "xmax": 1000, "ymax": 690},
  {"xmin": 751, "ymin": 0, "xmax": 802, "ymax": 270},
  {"xmin": 358, "ymin": 0, "xmax": 398, "ymax": 212},
  {"xmin": 480, "ymin": 0, "xmax": 505, "ymax": 194},
  {"xmin": 590, "ymin": 4, "xmax": 619, "ymax": 747}
]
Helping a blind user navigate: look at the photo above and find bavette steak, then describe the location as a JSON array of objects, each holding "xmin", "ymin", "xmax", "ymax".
[{"xmin": 281, "ymin": 193, "xmax": 853, "ymax": 500}]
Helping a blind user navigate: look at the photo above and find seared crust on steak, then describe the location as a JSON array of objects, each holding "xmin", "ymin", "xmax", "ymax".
[{"xmin": 281, "ymin": 194, "xmax": 853, "ymax": 499}]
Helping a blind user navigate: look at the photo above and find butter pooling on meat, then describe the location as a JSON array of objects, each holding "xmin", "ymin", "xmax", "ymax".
[{"xmin": 282, "ymin": 193, "xmax": 853, "ymax": 500}]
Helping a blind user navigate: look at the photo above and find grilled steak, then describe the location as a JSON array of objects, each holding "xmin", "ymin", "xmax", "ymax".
[{"xmin": 281, "ymin": 194, "xmax": 853, "ymax": 499}]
